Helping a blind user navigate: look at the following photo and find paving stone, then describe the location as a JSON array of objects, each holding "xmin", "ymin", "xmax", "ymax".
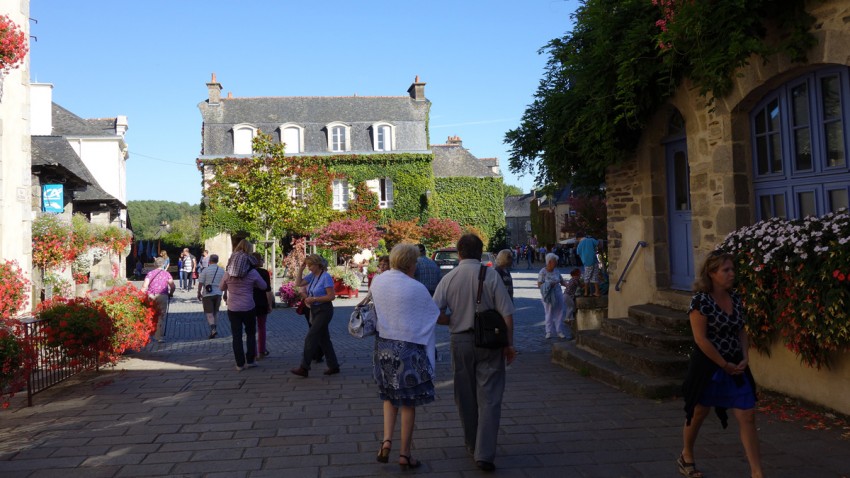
[{"xmin": 0, "ymin": 273, "xmax": 847, "ymax": 476}]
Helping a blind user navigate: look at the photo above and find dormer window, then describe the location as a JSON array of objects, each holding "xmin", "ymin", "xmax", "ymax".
[
  {"xmin": 372, "ymin": 122, "xmax": 396, "ymax": 151},
  {"xmin": 233, "ymin": 124, "xmax": 257, "ymax": 154},
  {"xmin": 280, "ymin": 123, "xmax": 305, "ymax": 154},
  {"xmin": 326, "ymin": 122, "xmax": 351, "ymax": 152}
]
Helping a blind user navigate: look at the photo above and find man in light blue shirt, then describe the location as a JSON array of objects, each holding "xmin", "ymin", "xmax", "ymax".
[{"xmin": 575, "ymin": 231, "xmax": 600, "ymax": 296}]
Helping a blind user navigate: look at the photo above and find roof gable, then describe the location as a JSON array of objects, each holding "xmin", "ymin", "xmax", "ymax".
[{"xmin": 431, "ymin": 144, "xmax": 499, "ymax": 178}]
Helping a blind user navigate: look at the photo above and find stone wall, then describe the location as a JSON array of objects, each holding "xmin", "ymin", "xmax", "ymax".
[
  {"xmin": 0, "ymin": 1, "xmax": 33, "ymax": 313},
  {"xmin": 607, "ymin": 0, "xmax": 850, "ymax": 407}
]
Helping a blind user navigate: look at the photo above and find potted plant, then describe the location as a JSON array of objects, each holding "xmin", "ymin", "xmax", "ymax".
[
  {"xmin": 277, "ymin": 281, "xmax": 299, "ymax": 307},
  {"xmin": 94, "ymin": 284, "xmax": 157, "ymax": 360},
  {"xmin": 38, "ymin": 297, "xmax": 115, "ymax": 367},
  {"xmin": 0, "ymin": 15, "xmax": 28, "ymax": 83},
  {"xmin": 328, "ymin": 266, "xmax": 360, "ymax": 298}
]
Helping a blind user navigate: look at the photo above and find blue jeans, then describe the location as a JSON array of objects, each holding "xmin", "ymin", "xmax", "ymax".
[
  {"xmin": 179, "ymin": 270, "xmax": 188, "ymax": 290},
  {"xmin": 227, "ymin": 309, "xmax": 257, "ymax": 367}
]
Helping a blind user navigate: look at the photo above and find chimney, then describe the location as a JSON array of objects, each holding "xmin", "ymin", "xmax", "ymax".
[
  {"xmin": 407, "ymin": 75, "xmax": 426, "ymax": 101},
  {"xmin": 115, "ymin": 115, "xmax": 128, "ymax": 137},
  {"xmin": 30, "ymin": 83, "xmax": 54, "ymax": 135},
  {"xmin": 207, "ymin": 73, "xmax": 223, "ymax": 105},
  {"xmin": 446, "ymin": 135, "xmax": 462, "ymax": 147}
]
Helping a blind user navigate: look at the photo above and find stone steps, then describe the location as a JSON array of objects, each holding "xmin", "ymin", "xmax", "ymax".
[{"xmin": 551, "ymin": 302, "xmax": 692, "ymax": 399}]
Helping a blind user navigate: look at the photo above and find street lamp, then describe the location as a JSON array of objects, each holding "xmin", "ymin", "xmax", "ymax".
[{"xmin": 154, "ymin": 221, "xmax": 171, "ymax": 257}]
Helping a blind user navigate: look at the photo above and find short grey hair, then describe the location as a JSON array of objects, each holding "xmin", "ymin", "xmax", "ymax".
[
  {"xmin": 545, "ymin": 253, "xmax": 559, "ymax": 264},
  {"xmin": 495, "ymin": 249, "xmax": 513, "ymax": 268},
  {"xmin": 390, "ymin": 243, "xmax": 419, "ymax": 272}
]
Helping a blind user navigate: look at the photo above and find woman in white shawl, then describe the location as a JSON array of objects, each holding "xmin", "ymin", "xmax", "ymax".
[
  {"xmin": 369, "ymin": 243, "xmax": 438, "ymax": 470},
  {"xmin": 538, "ymin": 252, "xmax": 571, "ymax": 340}
]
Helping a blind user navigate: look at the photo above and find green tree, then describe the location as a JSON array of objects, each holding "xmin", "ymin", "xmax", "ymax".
[
  {"xmin": 203, "ymin": 132, "xmax": 333, "ymax": 242},
  {"xmin": 127, "ymin": 200, "xmax": 200, "ymax": 240},
  {"xmin": 503, "ymin": 184, "xmax": 524, "ymax": 198},
  {"xmin": 504, "ymin": 0, "xmax": 814, "ymax": 192}
]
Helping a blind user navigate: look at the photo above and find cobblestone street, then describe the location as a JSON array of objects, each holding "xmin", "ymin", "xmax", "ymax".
[{"xmin": 1, "ymin": 270, "xmax": 848, "ymax": 477}]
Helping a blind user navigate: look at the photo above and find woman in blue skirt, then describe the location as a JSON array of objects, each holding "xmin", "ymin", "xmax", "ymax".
[
  {"xmin": 679, "ymin": 250, "xmax": 762, "ymax": 478},
  {"xmin": 369, "ymin": 243, "xmax": 439, "ymax": 470}
]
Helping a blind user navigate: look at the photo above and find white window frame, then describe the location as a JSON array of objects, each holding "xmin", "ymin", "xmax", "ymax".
[
  {"xmin": 288, "ymin": 178, "xmax": 306, "ymax": 204},
  {"xmin": 279, "ymin": 123, "xmax": 305, "ymax": 154},
  {"xmin": 232, "ymin": 124, "xmax": 257, "ymax": 155},
  {"xmin": 366, "ymin": 177, "xmax": 394, "ymax": 209},
  {"xmin": 372, "ymin": 122, "xmax": 396, "ymax": 151},
  {"xmin": 332, "ymin": 179, "xmax": 350, "ymax": 210},
  {"xmin": 326, "ymin": 122, "xmax": 351, "ymax": 152}
]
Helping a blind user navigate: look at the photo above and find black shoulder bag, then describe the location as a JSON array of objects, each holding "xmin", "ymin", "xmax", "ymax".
[{"xmin": 474, "ymin": 265, "xmax": 509, "ymax": 349}]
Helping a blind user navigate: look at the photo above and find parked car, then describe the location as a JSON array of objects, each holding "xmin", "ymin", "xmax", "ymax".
[
  {"xmin": 481, "ymin": 251, "xmax": 496, "ymax": 267},
  {"xmin": 432, "ymin": 247, "xmax": 459, "ymax": 276},
  {"xmin": 432, "ymin": 248, "xmax": 495, "ymax": 275}
]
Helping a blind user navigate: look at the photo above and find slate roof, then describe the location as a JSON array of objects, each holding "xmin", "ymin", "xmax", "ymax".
[
  {"xmin": 504, "ymin": 193, "xmax": 535, "ymax": 218},
  {"xmin": 204, "ymin": 96, "xmax": 430, "ymax": 125},
  {"xmin": 84, "ymin": 117, "xmax": 119, "ymax": 134},
  {"xmin": 431, "ymin": 143, "xmax": 500, "ymax": 178},
  {"xmin": 31, "ymin": 136, "xmax": 122, "ymax": 205},
  {"xmin": 50, "ymin": 103, "xmax": 107, "ymax": 136}
]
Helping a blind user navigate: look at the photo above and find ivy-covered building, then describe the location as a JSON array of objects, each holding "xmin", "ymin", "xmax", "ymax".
[
  {"xmin": 431, "ymin": 136, "xmax": 505, "ymax": 245},
  {"xmin": 197, "ymin": 75, "xmax": 505, "ymax": 261}
]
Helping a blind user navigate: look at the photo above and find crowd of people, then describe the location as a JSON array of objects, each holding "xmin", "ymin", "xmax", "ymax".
[{"xmin": 134, "ymin": 234, "xmax": 763, "ymax": 476}]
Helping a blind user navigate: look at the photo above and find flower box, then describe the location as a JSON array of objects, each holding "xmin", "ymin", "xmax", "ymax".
[{"xmin": 333, "ymin": 278, "xmax": 358, "ymax": 298}]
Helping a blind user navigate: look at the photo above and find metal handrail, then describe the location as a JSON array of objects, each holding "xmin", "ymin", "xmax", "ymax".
[{"xmin": 615, "ymin": 241, "xmax": 647, "ymax": 292}]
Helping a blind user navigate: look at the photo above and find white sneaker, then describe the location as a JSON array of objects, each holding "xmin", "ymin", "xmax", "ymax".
[
  {"xmin": 545, "ymin": 333, "xmax": 552, "ymax": 339},
  {"xmin": 235, "ymin": 365, "xmax": 244, "ymax": 371},
  {"xmin": 558, "ymin": 333, "xmax": 566, "ymax": 339},
  {"xmin": 245, "ymin": 362, "xmax": 258, "ymax": 369}
]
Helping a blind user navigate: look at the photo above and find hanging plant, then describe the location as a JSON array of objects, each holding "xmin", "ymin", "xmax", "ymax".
[
  {"xmin": 0, "ymin": 14, "xmax": 28, "ymax": 72},
  {"xmin": 0, "ymin": 260, "xmax": 30, "ymax": 319}
]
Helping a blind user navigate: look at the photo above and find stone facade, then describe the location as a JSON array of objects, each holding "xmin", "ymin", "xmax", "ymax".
[
  {"xmin": 0, "ymin": 0, "xmax": 32, "ymax": 313},
  {"xmin": 606, "ymin": 0, "xmax": 850, "ymax": 413}
]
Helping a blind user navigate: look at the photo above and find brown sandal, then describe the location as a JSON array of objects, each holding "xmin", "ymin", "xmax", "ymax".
[
  {"xmin": 376, "ymin": 440, "xmax": 391, "ymax": 463},
  {"xmin": 399, "ymin": 454, "xmax": 422, "ymax": 469},
  {"xmin": 677, "ymin": 454, "xmax": 704, "ymax": 478}
]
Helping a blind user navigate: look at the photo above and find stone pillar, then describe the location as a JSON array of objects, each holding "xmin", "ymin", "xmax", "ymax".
[{"xmin": 574, "ymin": 296, "xmax": 608, "ymax": 332}]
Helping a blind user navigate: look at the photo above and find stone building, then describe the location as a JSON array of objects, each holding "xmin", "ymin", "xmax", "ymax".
[
  {"xmin": 606, "ymin": 1, "xmax": 850, "ymax": 413},
  {"xmin": 0, "ymin": 1, "xmax": 32, "ymax": 312},
  {"xmin": 197, "ymin": 76, "xmax": 506, "ymax": 265}
]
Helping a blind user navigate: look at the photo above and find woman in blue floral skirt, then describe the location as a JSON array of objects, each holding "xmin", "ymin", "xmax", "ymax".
[{"xmin": 369, "ymin": 243, "xmax": 439, "ymax": 470}]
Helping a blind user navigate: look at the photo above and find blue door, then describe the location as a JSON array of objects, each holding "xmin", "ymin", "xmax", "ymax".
[{"xmin": 667, "ymin": 139, "xmax": 693, "ymax": 290}]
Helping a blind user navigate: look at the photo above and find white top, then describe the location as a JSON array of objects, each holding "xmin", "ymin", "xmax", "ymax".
[{"xmin": 370, "ymin": 269, "xmax": 439, "ymax": 369}]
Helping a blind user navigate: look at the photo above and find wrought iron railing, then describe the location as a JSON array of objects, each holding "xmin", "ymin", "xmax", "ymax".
[
  {"xmin": 615, "ymin": 241, "xmax": 647, "ymax": 292},
  {"xmin": 22, "ymin": 317, "xmax": 100, "ymax": 407}
]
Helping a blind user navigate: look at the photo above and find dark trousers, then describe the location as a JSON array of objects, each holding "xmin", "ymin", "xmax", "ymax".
[
  {"xmin": 304, "ymin": 309, "xmax": 324, "ymax": 361},
  {"xmin": 228, "ymin": 309, "xmax": 257, "ymax": 367},
  {"xmin": 300, "ymin": 302, "xmax": 338, "ymax": 370}
]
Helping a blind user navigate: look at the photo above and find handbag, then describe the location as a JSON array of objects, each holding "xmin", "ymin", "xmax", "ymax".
[
  {"xmin": 473, "ymin": 265, "xmax": 509, "ymax": 349},
  {"xmin": 295, "ymin": 299, "xmax": 307, "ymax": 315},
  {"xmin": 348, "ymin": 293, "xmax": 377, "ymax": 338},
  {"xmin": 192, "ymin": 271, "xmax": 198, "ymax": 279}
]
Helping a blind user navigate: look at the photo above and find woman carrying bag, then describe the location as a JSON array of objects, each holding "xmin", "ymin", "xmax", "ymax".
[{"xmin": 290, "ymin": 254, "xmax": 340, "ymax": 377}]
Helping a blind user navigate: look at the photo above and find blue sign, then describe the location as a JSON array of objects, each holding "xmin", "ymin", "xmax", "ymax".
[{"xmin": 42, "ymin": 184, "xmax": 64, "ymax": 213}]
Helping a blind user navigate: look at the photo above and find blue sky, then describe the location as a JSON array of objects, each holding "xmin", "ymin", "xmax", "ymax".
[{"xmin": 29, "ymin": 0, "xmax": 578, "ymax": 205}]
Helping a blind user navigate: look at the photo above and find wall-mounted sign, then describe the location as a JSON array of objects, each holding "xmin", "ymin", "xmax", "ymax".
[{"xmin": 42, "ymin": 184, "xmax": 64, "ymax": 213}]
